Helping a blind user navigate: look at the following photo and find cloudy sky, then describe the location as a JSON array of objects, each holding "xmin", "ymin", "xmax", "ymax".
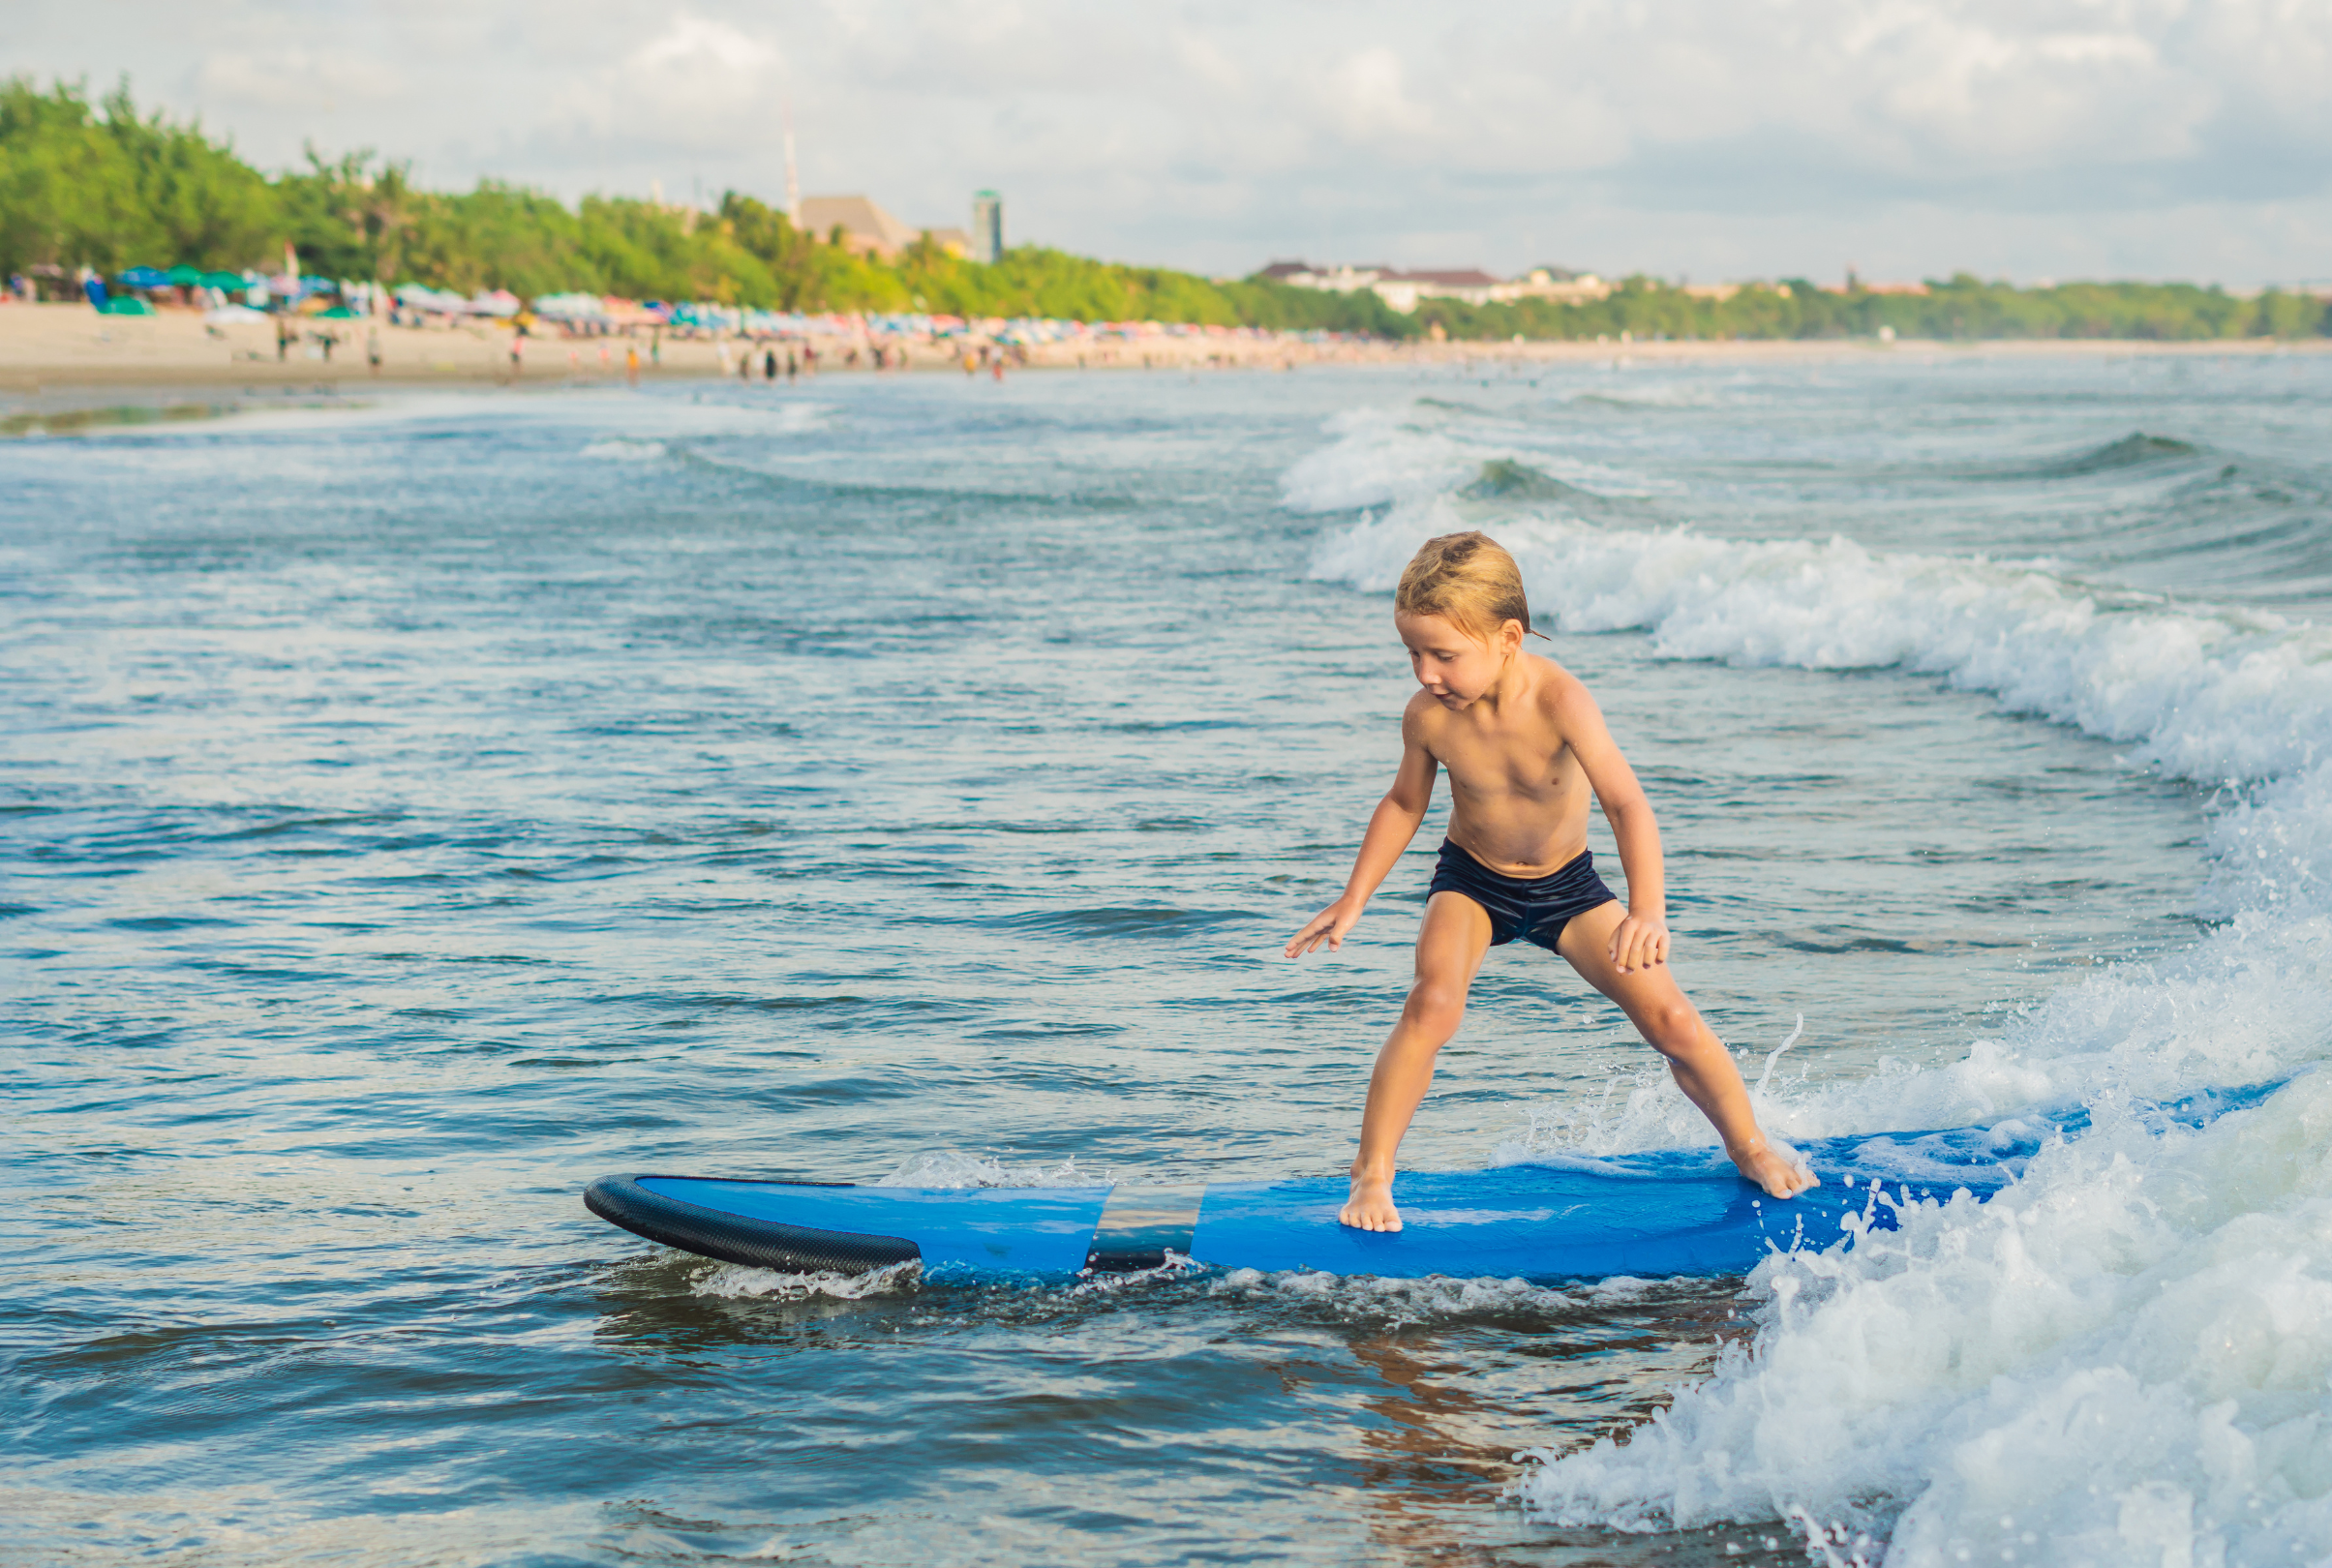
[{"xmin": 8, "ymin": 0, "xmax": 2330, "ymax": 285}]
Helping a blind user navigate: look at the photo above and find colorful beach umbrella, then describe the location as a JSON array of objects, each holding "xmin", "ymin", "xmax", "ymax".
[
  {"xmin": 199, "ymin": 271, "xmax": 245, "ymax": 290},
  {"xmin": 167, "ymin": 264, "xmax": 203, "ymax": 286},
  {"xmin": 119, "ymin": 265, "xmax": 169, "ymax": 288}
]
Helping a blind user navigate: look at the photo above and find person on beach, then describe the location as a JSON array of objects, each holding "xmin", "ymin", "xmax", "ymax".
[{"xmin": 1286, "ymin": 531, "xmax": 1817, "ymax": 1231}]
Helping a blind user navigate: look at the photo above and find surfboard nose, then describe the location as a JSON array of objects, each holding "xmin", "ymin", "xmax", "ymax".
[{"xmin": 585, "ymin": 1174, "xmax": 922, "ymax": 1275}]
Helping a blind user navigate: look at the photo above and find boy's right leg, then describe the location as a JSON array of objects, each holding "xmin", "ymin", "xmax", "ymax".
[{"xmin": 1343, "ymin": 891, "xmax": 1494, "ymax": 1231}]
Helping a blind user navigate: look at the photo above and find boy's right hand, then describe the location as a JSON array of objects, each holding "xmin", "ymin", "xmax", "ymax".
[{"xmin": 1285, "ymin": 897, "xmax": 1361, "ymax": 957}]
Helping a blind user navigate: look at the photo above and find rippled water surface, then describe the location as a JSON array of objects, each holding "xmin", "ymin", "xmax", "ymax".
[{"xmin": 9, "ymin": 351, "xmax": 2331, "ymax": 1566}]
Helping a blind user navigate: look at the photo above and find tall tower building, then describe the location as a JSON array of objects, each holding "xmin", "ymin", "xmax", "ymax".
[{"xmin": 971, "ymin": 191, "xmax": 1003, "ymax": 264}]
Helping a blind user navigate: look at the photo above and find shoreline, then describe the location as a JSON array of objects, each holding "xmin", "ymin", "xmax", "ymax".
[{"xmin": 4, "ymin": 300, "xmax": 2326, "ymax": 400}]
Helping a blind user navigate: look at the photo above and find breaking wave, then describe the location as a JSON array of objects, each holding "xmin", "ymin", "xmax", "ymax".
[{"xmin": 1292, "ymin": 406, "xmax": 2332, "ymax": 1565}]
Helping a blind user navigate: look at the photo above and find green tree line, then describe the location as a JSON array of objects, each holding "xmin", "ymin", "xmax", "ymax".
[
  {"xmin": 3, "ymin": 77, "xmax": 2323, "ymax": 340},
  {"xmin": 1408, "ymin": 273, "xmax": 2328, "ymax": 343},
  {"xmin": 0, "ymin": 77, "xmax": 1403, "ymax": 330}
]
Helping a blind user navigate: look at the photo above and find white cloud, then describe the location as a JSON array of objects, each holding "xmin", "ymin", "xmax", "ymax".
[
  {"xmin": 542, "ymin": 13, "xmax": 787, "ymax": 152},
  {"xmin": 191, "ymin": 45, "xmax": 404, "ymax": 120},
  {"xmin": 1315, "ymin": 47, "xmax": 1433, "ymax": 143},
  {"xmin": 635, "ymin": 15, "xmax": 777, "ymax": 74}
]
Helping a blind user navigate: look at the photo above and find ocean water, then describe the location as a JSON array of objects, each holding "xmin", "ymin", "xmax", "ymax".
[{"xmin": 5, "ymin": 350, "xmax": 2328, "ymax": 1566}]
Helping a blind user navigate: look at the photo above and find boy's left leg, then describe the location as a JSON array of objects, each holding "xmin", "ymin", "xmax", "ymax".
[{"xmin": 1553, "ymin": 901, "xmax": 1815, "ymax": 1198}]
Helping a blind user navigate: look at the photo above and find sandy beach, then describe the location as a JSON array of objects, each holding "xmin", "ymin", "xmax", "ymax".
[{"xmin": 3, "ymin": 299, "xmax": 2324, "ymax": 399}]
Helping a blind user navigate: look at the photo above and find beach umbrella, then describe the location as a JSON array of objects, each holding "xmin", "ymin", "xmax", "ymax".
[
  {"xmin": 167, "ymin": 264, "xmax": 203, "ymax": 286},
  {"xmin": 530, "ymin": 292, "xmax": 602, "ymax": 320},
  {"xmin": 200, "ymin": 271, "xmax": 245, "ymax": 290},
  {"xmin": 316, "ymin": 306, "xmax": 361, "ymax": 319},
  {"xmin": 120, "ymin": 265, "xmax": 169, "ymax": 289}
]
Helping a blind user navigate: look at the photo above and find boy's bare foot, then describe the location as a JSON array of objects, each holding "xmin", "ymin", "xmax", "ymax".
[
  {"xmin": 1734, "ymin": 1142, "xmax": 1818, "ymax": 1198},
  {"xmin": 1340, "ymin": 1174, "xmax": 1403, "ymax": 1231}
]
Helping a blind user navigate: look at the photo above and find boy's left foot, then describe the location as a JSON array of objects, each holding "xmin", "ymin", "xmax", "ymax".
[{"xmin": 1733, "ymin": 1143, "xmax": 1817, "ymax": 1198}]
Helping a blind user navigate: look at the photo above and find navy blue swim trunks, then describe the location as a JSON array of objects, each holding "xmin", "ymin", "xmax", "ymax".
[{"xmin": 1428, "ymin": 839, "xmax": 1619, "ymax": 951}]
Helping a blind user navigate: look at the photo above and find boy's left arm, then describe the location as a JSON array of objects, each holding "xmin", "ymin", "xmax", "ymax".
[{"xmin": 1553, "ymin": 681, "xmax": 1671, "ymax": 975}]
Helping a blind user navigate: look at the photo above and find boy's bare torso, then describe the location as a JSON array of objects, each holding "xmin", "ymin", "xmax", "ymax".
[{"xmin": 1408, "ymin": 652, "xmax": 1594, "ymax": 875}]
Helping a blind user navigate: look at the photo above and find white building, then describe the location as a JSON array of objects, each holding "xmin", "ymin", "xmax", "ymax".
[{"xmin": 1256, "ymin": 260, "xmax": 1610, "ymax": 313}]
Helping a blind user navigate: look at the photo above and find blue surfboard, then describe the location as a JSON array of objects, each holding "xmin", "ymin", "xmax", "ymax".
[{"xmin": 585, "ymin": 1128, "xmax": 2021, "ymax": 1282}]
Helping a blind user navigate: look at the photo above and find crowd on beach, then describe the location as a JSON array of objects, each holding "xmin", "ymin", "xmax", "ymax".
[{"xmin": 6, "ymin": 257, "xmax": 1364, "ymax": 382}]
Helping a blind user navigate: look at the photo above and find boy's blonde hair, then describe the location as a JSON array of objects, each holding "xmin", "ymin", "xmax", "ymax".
[{"xmin": 1394, "ymin": 531, "xmax": 1536, "ymax": 642}]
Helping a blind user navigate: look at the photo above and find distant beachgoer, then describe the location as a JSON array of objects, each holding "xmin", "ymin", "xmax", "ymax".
[
  {"xmin": 510, "ymin": 336, "xmax": 524, "ymax": 377},
  {"xmin": 277, "ymin": 316, "xmax": 291, "ymax": 361},
  {"xmin": 764, "ymin": 347, "xmax": 777, "ymax": 381},
  {"xmin": 368, "ymin": 328, "xmax": 381, "ymax": 376},
  {"xmin": 962, "ymin": 351, "xmax": 976, "ymax": 376},
  {"xmin": 802, "ymin": 344, "xmax": 817, "ymax": 376},
  {"xmin": 786, "ymin": 349, "xmax": 798, "ymax": 381},
  {"xmin": 651, "ymin": 331, "xmax": 661, "ymax": 367},
  {"xmin": 625, "ymin": 345, "xmax": 639, "ymax": 387},
  {"xmin": 740, "ymin": 346, "xmax": 751, "ymax": 381}
]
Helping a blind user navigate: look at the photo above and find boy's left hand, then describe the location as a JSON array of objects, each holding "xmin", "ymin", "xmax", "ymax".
[{"xmin": 1609, "ymin": 912, "xmax": 1670, "ymax": 974}]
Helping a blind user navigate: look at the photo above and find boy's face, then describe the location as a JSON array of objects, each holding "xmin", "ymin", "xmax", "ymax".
[{"xmin": 1395, "ymin": 611, "xmax": 1517, "ymax": 709}]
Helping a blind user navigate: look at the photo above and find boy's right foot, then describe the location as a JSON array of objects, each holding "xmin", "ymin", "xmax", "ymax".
[
  {"xmin": 1733, "ymin": 1142, "xmax": 1818, "ymax": 1198},
  {"xmin": 1340, "ymin": 1174, "xmax": 1403, "ymax": 1231}
]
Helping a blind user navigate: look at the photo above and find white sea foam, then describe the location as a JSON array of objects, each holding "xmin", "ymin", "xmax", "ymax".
[
  {"xmin": 1518, "ymin": 1077, "xmax": 2332, "ymax": 1565},
  {"xmin": 872, "ymin": 1149, "xmax": 1112, "ymax": 1189},
  {"xmin": 580, "ymin": 437, "xmax": 667, "ymax": 461},
  {"xmin": 691, "ymin": 1257, "xmax": 922, "ymax": 1300},
  {"xmin": 1209, "ymin": 1265, "xmax": 1658, "ymax": 1326},
  {"xmin": 1293, "ymin": 407, "xmax": 2332, "ymax": 1563}
]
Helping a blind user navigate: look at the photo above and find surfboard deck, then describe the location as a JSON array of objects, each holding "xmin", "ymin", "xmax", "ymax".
[{"xmin": 586, "ymin": 1131, "xmax": 2018, "ymax": 1282}]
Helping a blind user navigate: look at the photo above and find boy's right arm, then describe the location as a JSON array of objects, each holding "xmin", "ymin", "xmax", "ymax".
[{"xmin": 1285, "ymin": 709, "xmax": 1438, "ymax": 957}]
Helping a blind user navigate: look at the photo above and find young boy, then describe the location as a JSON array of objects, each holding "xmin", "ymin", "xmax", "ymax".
[{"xmin": 1286, "ymin": 531, "xmax": 1816, "ymax": 1230}]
